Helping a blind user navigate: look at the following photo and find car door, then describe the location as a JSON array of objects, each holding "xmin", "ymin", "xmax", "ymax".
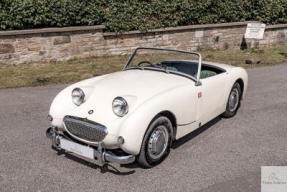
[{"xmin": 196, "ymin": 73, "xmax": 227, "ymax": 125}]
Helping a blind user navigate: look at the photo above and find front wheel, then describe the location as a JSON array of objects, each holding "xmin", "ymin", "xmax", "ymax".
[
  {"xmin": 222, "ymin": 82, "xmax": 242, "ymax": 118},
  {"xmin": 137, "ymin": 116, "xmax": 173, "ymax": 168}
]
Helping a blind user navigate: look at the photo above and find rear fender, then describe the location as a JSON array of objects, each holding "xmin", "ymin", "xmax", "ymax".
[{"xmin": 223, "ymin": 67, "xmax": 248, "ymax": 107}]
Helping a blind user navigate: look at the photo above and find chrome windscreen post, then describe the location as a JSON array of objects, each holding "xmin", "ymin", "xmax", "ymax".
[{"xmin": 195, "ymin": 53, "xmax": 202, "ymax": 86}]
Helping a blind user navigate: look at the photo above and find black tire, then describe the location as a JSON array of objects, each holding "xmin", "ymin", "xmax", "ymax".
[
  {"xmin": 137, "ymin": 116, "xmax": 173, "ymax": 168},
  {"xmin": 222, "ymin": 82, "xmax": 242, "ymax": 118}
]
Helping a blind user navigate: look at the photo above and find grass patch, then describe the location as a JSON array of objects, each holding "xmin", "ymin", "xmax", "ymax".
[
  {"xmin": 201, "ymin": 44, "xmax": 287, "ymax": 68},
  {"xmin": 0, "ymin": 44, "xmax": 287, "ymax": 89}
]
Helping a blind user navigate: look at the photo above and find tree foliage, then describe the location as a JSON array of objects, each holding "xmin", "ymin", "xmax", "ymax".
[{"xmin": 0, "ymin": 0, "xmax": 286, "ymax": 32}]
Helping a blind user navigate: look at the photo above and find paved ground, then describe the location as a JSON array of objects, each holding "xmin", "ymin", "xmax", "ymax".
[{"xmin": 0, "ymin": 64, "xmax": 287, "ymax": 192}]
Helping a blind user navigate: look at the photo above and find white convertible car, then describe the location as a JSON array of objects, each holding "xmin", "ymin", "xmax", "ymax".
[{"xmin": 46, "ymin": 47, "xmax": 248, "ymax": 168}]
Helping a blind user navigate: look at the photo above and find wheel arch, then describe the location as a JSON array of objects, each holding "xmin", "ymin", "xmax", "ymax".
[
  {"xmin": 235, "ymin": 78, "xmax": 244, "ymax": 100},
  {"xmin": 118, "ymin": 84, "xmax": 195, "ymax": 155},
  {"xmin": 232, "ymin": 67, "xmax": 248, "ymax": 100},
  {"xmin": 157, "ymin": 111, "xmax": 177, "ymax": 141},
  {"xmin": 129, "ymin": 110, "xmax": 177, "ymax": 155}
]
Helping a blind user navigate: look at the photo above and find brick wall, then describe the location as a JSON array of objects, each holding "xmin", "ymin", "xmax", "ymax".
[{"xmin": 0, "ymin": 21, "xmax": 286, "ymax": 64}]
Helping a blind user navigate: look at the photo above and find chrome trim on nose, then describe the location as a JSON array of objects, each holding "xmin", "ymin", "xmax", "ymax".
[
  {"xmin": 45, "ymin": 127, "xmax": 135, "ymax": 165},
  {"xmin": 63, "ymin": 115, "xmax": 108, "ymax": 143},
  {"xmin": 103, "ymin": 152, "xmax": 135, "ymax": 164}
]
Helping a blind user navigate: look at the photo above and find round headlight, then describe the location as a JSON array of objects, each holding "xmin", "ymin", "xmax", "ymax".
[
  {"xmin": 72, "ymin": 88, "xmax": 85, "ymax": 106},
  {"xmin": 112, "ymin": 97, "xmax": 128, "ymax": 117}
]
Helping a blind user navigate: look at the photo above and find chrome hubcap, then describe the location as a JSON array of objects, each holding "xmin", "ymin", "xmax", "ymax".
[
  {"xmin": 147, "ymin": 125, "xmax": 169, "ymax": 159},
  {"xmin": 229, "ymin": 88, "xmax": 239, "ymax": 112}
]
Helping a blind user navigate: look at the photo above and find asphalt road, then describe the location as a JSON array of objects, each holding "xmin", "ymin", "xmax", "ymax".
[{"xmin": 0, "ymin": 64, "xmax": 287, "ymax": 192}]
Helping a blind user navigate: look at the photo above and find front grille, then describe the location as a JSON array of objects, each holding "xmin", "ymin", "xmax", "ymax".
[{"xmin": 63, "ymin": 116, "xmax": 107, "ymax": 142}]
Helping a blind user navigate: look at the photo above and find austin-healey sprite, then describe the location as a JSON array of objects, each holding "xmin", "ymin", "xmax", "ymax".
[{"xmin": 46, "ymin": 47, "xmax": 248, "ymax": 168}]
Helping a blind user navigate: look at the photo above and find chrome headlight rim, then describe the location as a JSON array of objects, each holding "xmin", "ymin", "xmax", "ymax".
[
  {"xmin": 72, "ymin": 88, "xmax": 85, "ymax": 106},
  {"xmin": 112, "ymin": 96, "xmax": 129, "ymax": 117}
]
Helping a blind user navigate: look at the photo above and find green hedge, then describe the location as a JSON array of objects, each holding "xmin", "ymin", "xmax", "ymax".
[{"xmin": 0, "ymin": 0, "xmax": 287, "ymax": 32}]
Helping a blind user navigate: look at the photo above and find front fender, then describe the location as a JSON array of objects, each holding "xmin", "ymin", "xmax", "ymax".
[
  {"xmin": 49, "ymin": 75, "xmax": 107, "ymax": 127},
  {"xmin": 118, "ymin": 84, "xmax": 196, "ymax": 155}
]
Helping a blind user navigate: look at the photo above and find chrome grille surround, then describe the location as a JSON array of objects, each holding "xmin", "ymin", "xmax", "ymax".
[{"xmin": 63, "ymin": 116, "xmax": 108, "ymax": 142}]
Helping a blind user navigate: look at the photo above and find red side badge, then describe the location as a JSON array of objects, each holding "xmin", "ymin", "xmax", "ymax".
[{"xmin": 198, "ymin": 92, "xmax": 202, "ymax": 98}]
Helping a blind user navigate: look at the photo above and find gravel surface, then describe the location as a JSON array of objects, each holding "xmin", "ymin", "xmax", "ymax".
[{"xmin": 0, "ymin": 64, "xmax": 287, "ymax": 192}]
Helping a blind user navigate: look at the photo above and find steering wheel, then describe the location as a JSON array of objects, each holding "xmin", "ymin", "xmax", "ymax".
[{"xmin": 137, "ymin": 61, "xmax": 154, "ymax": 66}]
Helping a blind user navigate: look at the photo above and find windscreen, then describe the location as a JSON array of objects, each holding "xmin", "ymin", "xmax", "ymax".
[{"xmin": 125, "ymin": 48, "xmax": 200, "ymax": 79}]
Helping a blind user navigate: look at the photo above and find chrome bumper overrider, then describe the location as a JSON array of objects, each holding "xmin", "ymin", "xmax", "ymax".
[{"xmin": 46, "ymin": 127, "xmax": 135, "ymax": 165}]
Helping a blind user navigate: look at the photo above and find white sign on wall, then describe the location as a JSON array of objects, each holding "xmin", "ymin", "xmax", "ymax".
[{"xmin": 245, "ymin": 23, "xmax": 266, "ymax": 39}]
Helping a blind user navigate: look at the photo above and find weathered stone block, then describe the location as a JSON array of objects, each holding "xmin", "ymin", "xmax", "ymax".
[
  {"xmin": 0, "ymin": 53, "xmax": 12, "ymax": 60},
  {"xmin": 195, "ymin": 30, "xmax": 204, "ymax": 38},
  {"xmin": 277, "ymin": 32, "xmax": 286, "ymax": 42},
  {"xmin": 16, "ymin": 39, "xmax": 27, "ymax": 49},
  {"xmin": 0, "ymin": 44, "xmax": 15, "ymax": 54},
  {"xmin": 123, "ymin": 39, "xmax": 136, "ymax": 46},
  {"xmin": 213, "ymin": 36, "xmax": 220, "ymax": 43},
  {"xmin": 162, "ymin": 34, "xmax": 169, "ymax": 41},
  {"xmin": 39, "ymin": 50, "xmax": 46, "ymax": 55},
  {"xmin": 223, "ymin": 42, "xmax": 229, "ymax": 50},
  {"xmin": 28, "ymin": 42, "xmax": 41, "ymax": 51},
  {"xmin": 53, "ymin": 36, "xmax": 71, "ymax": 45}
]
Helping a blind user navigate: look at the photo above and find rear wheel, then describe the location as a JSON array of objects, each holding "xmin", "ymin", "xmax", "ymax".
[
  {"xmin": 137, "ymin": 116, "xmax": 172, "ymax": 168},
  {"xmin": 222, "ymin": 82, "xmax": 242, "ymax": 118}
]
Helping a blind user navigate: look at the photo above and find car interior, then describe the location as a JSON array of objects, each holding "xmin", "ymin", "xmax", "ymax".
[{"xmin": 160, "ymin": 61, "xmax": 226, "ymax": 79}]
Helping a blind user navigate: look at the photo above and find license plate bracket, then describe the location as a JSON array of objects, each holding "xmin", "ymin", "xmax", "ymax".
[{"xmin": 59, "ymin": 137, "xmax": 94, "ymax": 159}]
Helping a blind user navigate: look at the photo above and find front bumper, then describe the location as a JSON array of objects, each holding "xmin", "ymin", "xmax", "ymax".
[{"xmin": 46, "ymin": 127, "xmax": 135, "ymax": 165}]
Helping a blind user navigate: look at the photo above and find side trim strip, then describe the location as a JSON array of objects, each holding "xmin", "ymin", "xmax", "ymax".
[{"xmin": 177, "ymin": 121, "xmax": 196, "ymax": 126}]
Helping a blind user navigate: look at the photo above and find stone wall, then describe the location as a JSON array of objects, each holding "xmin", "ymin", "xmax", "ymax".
[
  {"xmin": 0, "ymin": 26, "xmax": 105, "ymax": 64},
  {"xmin": 0, "ymin": 21, "xmax": 287, "ymax": 64}
]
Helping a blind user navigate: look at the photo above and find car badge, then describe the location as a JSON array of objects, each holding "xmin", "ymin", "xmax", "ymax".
[
  {"xmin": 198, "ymin": 92, "xmax": 202, "ymax": 98},
  {"xmin": 88, "ymin": 110, "xmax": 94, "ymax": 115}
]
